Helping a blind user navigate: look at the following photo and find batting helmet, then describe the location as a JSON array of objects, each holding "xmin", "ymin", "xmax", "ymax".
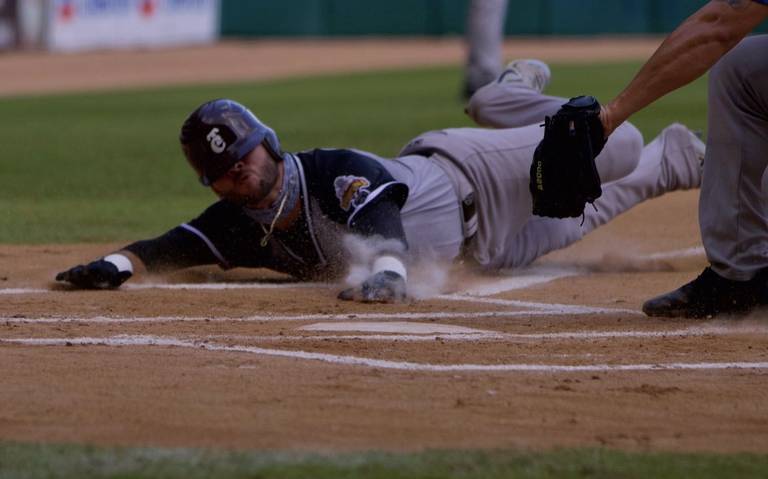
[{"xmin": 180, "ymin": 99, "xmax": 282, "ymax": 186}]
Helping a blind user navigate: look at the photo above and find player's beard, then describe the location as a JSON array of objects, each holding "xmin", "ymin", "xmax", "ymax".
[
  {"xmin": 243, "ymin": 153, "xmax": 300, "ymax": 225},
  {"xmin": 226, "ymin": 160, "xmax": 280, "ymax": 208}
]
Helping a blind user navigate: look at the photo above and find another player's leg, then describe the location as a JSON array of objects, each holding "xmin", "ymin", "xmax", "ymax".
[
  {"xmin": 644, "ymin": 35, "xmax": 768, "ymax": 318},
  {"xmin": 463, "ymin": 0, "xmax": 508, "ymax": 99}
]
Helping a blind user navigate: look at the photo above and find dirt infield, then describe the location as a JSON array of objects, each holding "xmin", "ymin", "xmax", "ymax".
[
  {"xmin": 0, "ymin": 37, "xmax": 663, "ymax": 97},
  {"xmin": 3, "ymin": 190, "xmax": 768, "ymax": 453},
  {"xmin": 2, "ymin": 38, "xmax": 768, "ymax": 454}
]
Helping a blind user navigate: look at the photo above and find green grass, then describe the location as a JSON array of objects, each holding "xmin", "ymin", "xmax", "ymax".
[
  {"xmin": 1, "ymin": 443, "xmax": 767, "ymax": 479},
  {"xmin": 0, "ymin": 62, "xmax": 707, "ymax": 243}
]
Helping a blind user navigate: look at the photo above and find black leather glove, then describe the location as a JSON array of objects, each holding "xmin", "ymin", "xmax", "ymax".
[
  {"xmin": 338, "ymin": 270, "xmax": 407, "ymax": 303},
  {"xmin": 529, "ymin": 95, "xmax": 606, "ymax": 218},
  {"xmin": 55, "ymin": 259, "xmax": 132, "ymax": 289}
]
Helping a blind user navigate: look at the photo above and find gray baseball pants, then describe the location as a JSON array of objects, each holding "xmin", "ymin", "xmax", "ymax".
[
  {"xmin": 399, "ymin": 80, "xmax": 701, "ymax": 270},
  {"xmin": 700, "ymin": 35, "xmax": 768, "ymax": 281}
]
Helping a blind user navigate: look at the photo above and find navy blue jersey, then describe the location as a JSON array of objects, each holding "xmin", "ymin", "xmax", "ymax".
[{"xmin": 125, "ymin": 149, "xmax": 409, "ymax": 280}]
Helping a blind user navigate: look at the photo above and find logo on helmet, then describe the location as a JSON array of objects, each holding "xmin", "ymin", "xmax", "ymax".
[{"xmin": 206, "ymin": 127, "xmax": 227, "ymax": 154}]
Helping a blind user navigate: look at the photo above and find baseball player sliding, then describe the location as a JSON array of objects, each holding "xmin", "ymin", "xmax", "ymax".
[{"xmin": 57, "ymin": 60, "xmax": 704, "ymax": 303}]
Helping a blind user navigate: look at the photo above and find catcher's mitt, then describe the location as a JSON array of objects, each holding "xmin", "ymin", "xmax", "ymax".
[{"xmin": 529, "ymin": 95, "xmax": 606, "ymax": 219}]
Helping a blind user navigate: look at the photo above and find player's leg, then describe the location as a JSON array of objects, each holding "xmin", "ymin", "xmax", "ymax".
[
  {"xmin": 496, "ymin": 124, "xmax": 703, "ymax": 270},
  {"xmin": 582, "ymin": 124, "xmax": 703, "ymax": 234},
  {"xmin": 642, "ymin": 35, "xmax": 768, "ymax": 318},
  {"xmin": 465, "ymin": 58, "xmax": 643, "ymax": 183},
  {"xmin": 699, "ymin": 35, "xmax": 768, "ymax": 282},
  {"xmin": 463, "ymin": 0, "xmax": 509, "ymax": 99},
  {"xmin": 466, "ymin": 59, "xmax": 560, "ymax": 128}
]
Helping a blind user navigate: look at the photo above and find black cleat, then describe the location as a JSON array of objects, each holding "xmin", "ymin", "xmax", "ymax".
[{"xmin": 642, "ymin": 267, "xmax": 765, "ymax": 318}]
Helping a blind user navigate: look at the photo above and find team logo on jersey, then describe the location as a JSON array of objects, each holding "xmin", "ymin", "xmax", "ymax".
[
  {"xmin": 334, "ymin": 175, "xmax": 371, "ymax": 211},
  {"xmin": 206, "ymin": 127, "xmax": 227, "ymax": 154}
]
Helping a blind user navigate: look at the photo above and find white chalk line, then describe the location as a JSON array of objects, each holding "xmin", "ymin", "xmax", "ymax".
[
  {"xmin": 125, "ymin": 282, "xmax": 329, "ymax": 291},
  {"xmin": 456, "ymin": 269, "xmax": 577, "ymax": 296},
  {"xmin": 0, "ymin": 246, "xmax": 704, "ymax": 299},
  {"xmin": 3, "ymin": 335, "xmax": 767, "ymax": 373},
  {"xmin": 645, "ymin": 246, "xmax": 704, "ymax": 260},
  {"xmin": 202, "ymin": 326, "xmax": 766, "ymax": 343},
  {"xmin": 0, "ymin": 283, "xmax": 326, "ymax": 295},
  {"xmin": 0, "ymin": 288, "xmax": 49, "ymax": 295},
  {"xmin": 299, "ymin": 321, "xmax": 492, "ymax": 334},
  {"xmin": 0, "ymin": 302, "xmax": 633, "ymax": 324},
  {"xmin": 4, "ymin": 324, "xmax": 755, "ymax": 345},
  {"xmin": 211, "ymin": 333, "xmax": 505, "ymax": 342},
  {"xmin": 438, "ymin": 294, "xmax": 640, "ymax": 315}
]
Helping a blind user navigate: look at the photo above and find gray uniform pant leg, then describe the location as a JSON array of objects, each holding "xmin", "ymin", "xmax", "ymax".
[
  {"xmin": 464, "ymin": 0, "xmax": 509, "ymax": 92},
  {"xmin": 700, "ymin": 35, "xmax": 768, "ymax": 281},
  {"xmin": 467, "ymin": 80, "xmax": 565, "ymax": 128},
  {"xmin": 496, "ymin": 121, "xmax": 644, "ymax": 269},
  {"xmin": 508, "ymin": 122, "xmax": 700, "ymax": 269},
  {"xmin": 467, "ymin": 79, "xmax": 644, "ymax": 183},
  {"xmin": 401, "ymin": 120, "xmax": 643, "ymax": 270}
]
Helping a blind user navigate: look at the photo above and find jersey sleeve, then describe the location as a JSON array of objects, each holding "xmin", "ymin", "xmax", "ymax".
[
  {"xmin": 124, "ymin": 200, "xmax": 271, "ymax": 272},
  {"xmin": 349, "ymin": 191, "xmax": 409, "ymax": 248},
  {"xmin": 298, "ymin": 148, "xmax": 409, "ymax": 226}
]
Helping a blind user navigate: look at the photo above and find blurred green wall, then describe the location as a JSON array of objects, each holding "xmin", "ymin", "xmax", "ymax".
[{"xmin": 220, "ymin": 0, "xmax": 767, "ymax": 37}]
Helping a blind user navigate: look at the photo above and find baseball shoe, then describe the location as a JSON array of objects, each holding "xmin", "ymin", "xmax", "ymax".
[
  {"xmin": 498, "ymin": 59, "xmax": 551, "ymax": 93},
  {"xmin": 643, "ymin": 267, "xmax": 766, "ymax": 318},
  {"xmin": 652, "ymin": 123, "xmax": 705, "ymax": 192}
]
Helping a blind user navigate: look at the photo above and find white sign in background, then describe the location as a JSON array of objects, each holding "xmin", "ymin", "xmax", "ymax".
[{"xmin": 48, "ymin": 0, "xmax": 219, "ymax": 52}]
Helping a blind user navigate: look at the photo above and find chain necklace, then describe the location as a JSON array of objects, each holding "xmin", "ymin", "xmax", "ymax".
[{"xmin": 259, "ymin": 193, "xmax": 289, "ymax": 247}]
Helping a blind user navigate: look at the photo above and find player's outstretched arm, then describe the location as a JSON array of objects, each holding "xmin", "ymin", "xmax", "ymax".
[
  {"xmin": 601, "ymin": 0, "xmax": 768, "ymax": 136},
  {"xmin": 56, "ymin": 251, "xmax": 143, "ymax": 290},
  {"xmin": 55, "ymin": 213, "xmax": 227, "ymax": 290}
]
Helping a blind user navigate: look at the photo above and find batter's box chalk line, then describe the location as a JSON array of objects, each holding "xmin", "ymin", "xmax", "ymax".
[
  {"xmin": 2, "ymin": 335, "xmax": 768, "ymax": 373},
  {"xmin": 0, "ymin": 246, "xmax": 703, "ymax": 298},
  {"xmin": 0, "ymin": 271, "xmax": 641, "ymax": 323},
  {"xmin": 0, "ymin": 301, "xmax": 638, "ymax": 324}
]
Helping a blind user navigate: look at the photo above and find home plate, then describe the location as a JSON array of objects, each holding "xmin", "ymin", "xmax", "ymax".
[{"xmin": 299, "ymin": 321, "xmax": 492, "ymax": 335}]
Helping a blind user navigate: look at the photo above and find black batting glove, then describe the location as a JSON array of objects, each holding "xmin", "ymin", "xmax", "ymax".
[
  {"xmin": 55, "ymin": 259, "xmax": 132, "ymax": 290},
  {"xmin": 338, "ymin": 270, "xmax": 407, "ymax": 303}
]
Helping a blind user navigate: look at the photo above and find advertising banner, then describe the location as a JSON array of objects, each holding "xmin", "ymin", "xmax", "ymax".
[
  {"xmin": 48, "ymin": 0, "xmax": 219, "ymax": 52},
  {"xmin": 0, "ymin": 0, "xmax": 18, "ymax": 50}
]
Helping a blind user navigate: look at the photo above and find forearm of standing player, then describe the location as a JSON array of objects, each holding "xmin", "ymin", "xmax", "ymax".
[{"xmin": 601, "ymin": 0, "xmax": 768, "ymax": 136}]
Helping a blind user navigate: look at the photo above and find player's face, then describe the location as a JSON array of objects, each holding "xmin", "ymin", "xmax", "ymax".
[{"xmin": 210, "ymin": 144, "xmax": 281, "ymax": 208}]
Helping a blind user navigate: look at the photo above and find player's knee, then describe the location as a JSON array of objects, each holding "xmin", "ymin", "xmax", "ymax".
[{"xmin": 465, "ymin": 84, "xmax": 498, "ymax": 127}]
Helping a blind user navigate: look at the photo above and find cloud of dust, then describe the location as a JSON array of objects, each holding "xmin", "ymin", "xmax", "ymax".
[
  {"xmin": 341, "ymin": 235, "xmax": 451, "ymax": 299},
  {"xmin": 544, "ymin": 233, "xmax": 706, "ymax": 273}
]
